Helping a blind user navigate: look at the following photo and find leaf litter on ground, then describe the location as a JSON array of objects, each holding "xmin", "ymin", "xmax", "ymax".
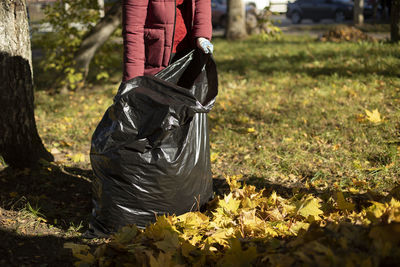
[{"xmin": 66, "ymin": 175, "xmax": 400, "ymax": 266}]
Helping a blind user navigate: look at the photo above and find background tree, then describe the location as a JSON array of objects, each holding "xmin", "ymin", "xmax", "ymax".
[
  {"xmin": 70, "ymin": 1, "xmax": 122, "ymax": 84},
  {"xmin": 0, "ymin": 0, "xmax": 53, "ymax": 167},
  {"xmin": 354, "ymin": 0, "xmax": 364, "ymax": 25},
  {"xmin": 98, "ymin": 0, "xmax": 105, "ymax": 17},
  {"xmin": 38, "ymin": 0, "xmax": 122, "ymax": 91},
  {"xmin": 391, "ymin": 0, "xmax": 400, "ymax": 41},
  {"xmin": 226, "ymin": 0, "xmax": 247, "ymax": 40}
]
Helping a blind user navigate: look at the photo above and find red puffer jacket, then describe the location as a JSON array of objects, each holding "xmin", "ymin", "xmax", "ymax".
[{"xmin": 122, "ymin": 0, "xmax": 212, "ymax": 81}]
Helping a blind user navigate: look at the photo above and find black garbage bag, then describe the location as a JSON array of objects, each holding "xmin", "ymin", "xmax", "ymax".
[{"xmin": 89, "ymin": 50, "xmax": 218, "ymax": 236}]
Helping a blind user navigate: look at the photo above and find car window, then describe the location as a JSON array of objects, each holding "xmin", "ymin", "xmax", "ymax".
[{"xmin": 313, "ymin": 0, "xmax": 327, "ymax": 3}]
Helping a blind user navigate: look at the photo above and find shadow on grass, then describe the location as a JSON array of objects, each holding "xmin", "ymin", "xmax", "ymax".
[
  {"xmin": 0, "ymin": 228, "xmax": 78, "ymax": 266},
  {"xmin": 0, "ymin": 165, "xmax": 93, "ymax": 232},
  {"xmin": 251, "ymin": 220, "xmax": 400, "ymax": 266},
  {"xmin": 216, "ymin": 46, "xmax": 400, "ymax": 79},
  {"xmin": 0, "ymin": 165, "xmax": 97, "ymax": 266},
  {"xmin": 1, "ymin": 167, "xmax": 399, "ymax": 265}
]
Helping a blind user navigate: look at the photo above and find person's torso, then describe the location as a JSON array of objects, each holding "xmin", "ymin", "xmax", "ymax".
[{"xmin": 143, "ymin": 0, "xmax": 194, "ymax": 73}]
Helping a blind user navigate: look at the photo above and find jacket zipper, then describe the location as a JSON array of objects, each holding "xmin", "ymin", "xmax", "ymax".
[{"xmin": 169, "ymin": 0, "xmax": 177, "ymax": 65}]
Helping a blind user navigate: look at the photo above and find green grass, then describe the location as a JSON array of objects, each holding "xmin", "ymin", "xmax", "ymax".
[
  {"xmin": 210, "ymin": 35, "xmax": 400, "ymax": 192},
  {"xmin": 34, "ymin": 85, "xmax": 116, "ymax": 167},
  {"xmin": 34, "ymin": 34, "xmax": 400, "ymax": 193}
]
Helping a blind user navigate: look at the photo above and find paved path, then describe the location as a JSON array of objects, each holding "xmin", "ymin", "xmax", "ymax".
[{"xmin": 213, "ymin": 15, "xmax": 390, "ymax": 40}]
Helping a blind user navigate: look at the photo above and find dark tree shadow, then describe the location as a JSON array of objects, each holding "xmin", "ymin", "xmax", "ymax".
[
  {"xmin": 0, "ymin": 228, "xmax": 78, "ymax": 266},
  {"xmin": 1, "ymin": 166, "xmax": 398, "ymax": 266},
  {"xmin": 249, "ymin": 220, "xmax": 400, "ymax": 266},
  {"xmin": 0, "ymin": 165, "xmax": 98, "ymax": 266},
  {"xmin": 0, "ymin": 165, "xmax": 94, "ymax": 232},
  {"xmin": 216, "ymin": 46, "xmax": 400, "ymax": 79}
]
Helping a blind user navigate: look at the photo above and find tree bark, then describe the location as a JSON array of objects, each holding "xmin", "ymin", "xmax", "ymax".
[
  {"xmin": 226, "ymin": 0, "xmax": 248, "ymax": 40},
  {"xmin": 354, "ymin": 0, "xmax": 364, "ymax": 25},
  {"xmin": 98, "ymin": 0, "xmax": 105, "ymax": 18},
  {"xmin": 391, "ymin": 0, "xmax": 400, "ymax": 41},
  {"xmin": 72, "ymin": 1, "xmax": 122, "ymax": 80},
  {"xmin": 0, "ymin": 0, "xmax": 53, "ymax": 168}
]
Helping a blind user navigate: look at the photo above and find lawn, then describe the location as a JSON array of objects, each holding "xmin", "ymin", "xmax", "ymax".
[
  {"xmin": 34, "ymin": 34, "xmax": 400, "ymax": 193},
  {"xmin": 1, "ymin": 34, "xmax": 400, "ymax": 265},
  {"xmin": 210, "ymin": 35, "xmax": 400, "ymax": 193}
]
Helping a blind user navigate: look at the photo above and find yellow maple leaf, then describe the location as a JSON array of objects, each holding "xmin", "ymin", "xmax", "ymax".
[
  {"xmin": 145, "ymin": 216, "xmax": 177, "ymax": 241},
  {"xmin": 295, "ymin": 195, "xmax": 323, "ymax": 220},
  {"xmin": 218, "ymin": 239, "xmax": 258, "ymax": 267},
  {"xmin": 365, "ymin": 109, "xmax": 382, "ymax": 124},
  {"xmin": 269, "ymin": 191, "xmax": 278, "ymax": 205},
  {"xmin": 387, "ymin": 198, "xmax": 400, "ymax": 223},
  {"xmin": 206, "ymin": 227, "xmax": 235, "ymax": 246},
  {"xmin": 336, "ymin": 191, "xmax": 355, "ymax": 212},
  {"xmin": 247, "ymin": 127, "xmax": 256, "ymax": 133},
  {"xmin": 181, "ymin": 240, "xmax": 197, "ymax": 259},
  {"xmin": 226, "ymin": 175, "xmax": 242, "ymax": 191},
  {"xmin": 240, "ymin": 209, "xmax": 256, "ymax": 224},
  {"xmin": 211, "ymin": 209, "xmax": 233, "ymax": 228},
  {"xmin": 365, "ymin": 201, "xmax": 386, "ymax": 223},
  {"xmin": 64, "ymin": 243, "xmax": 90, "ymax": 255},
  {"xmin": 241, "ymin": 197, "xmax": 258, "ymax": 209},
  {"xmin": 74, "ymin": 253, "xmax": 95, "ymax": 265},
  {"xmin": 220, "ymin": 193, "xmax": 241, "ymax": 214},
  {"xmin": 154, "ymin": 231, "xmax": 180, "ymax": 253},
  {"xmin": 210, "ymin": 152, "xmax": 219, "ymax": 162},
  {"xmin": 112, "ymin": 225, "xmax": 138, "ymax": 245},
  {"xmin": 64, "ymin": 243, "xmax": 95, "ymax": 266},
  {"xmin": 146, "ymin": 251, "xmax": 175, "ymax": 267},
  {"xmin": 178, "ymin": 212, "xmax": 209, "ymax": 228},
  {"xmin": 265, "ymin": 208, "xmax": 285, "ymax": 221}
]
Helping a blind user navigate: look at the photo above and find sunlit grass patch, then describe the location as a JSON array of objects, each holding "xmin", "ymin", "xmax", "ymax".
[
  {"xmin": 34, "ymin": 35, "xmax": 400, "ymax": 193},
  {"xmin": 35, "ymin": 85, "xmax": 118, "ymax": 167},
  {"xmin": 210, "ymin": 35, "xmax": 400, "ymax": 192}
]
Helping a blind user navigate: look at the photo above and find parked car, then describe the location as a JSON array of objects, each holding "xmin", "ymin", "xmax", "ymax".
[
  {"xmin": 212, "ymin": 0, "xmax": 227, "ymax": 28},
  {"xmin": 212, "ymin": 0, "xmax": 260, "ymax": 28},
  {"xmin": 287, "ymin": 0, "xmax": 354, "ymax": 24},
  {"xmin": 244, "ymin": 0, "xmax": 269, "ymax": 10},
  {"xmin": 287, "ymin": 0, "xmax": 378, "ymax": 24},
  {"xmin": 267, "ymin": 0, "xmax": 294, "ymax": 13},
  {"xmin": 245, "ymin": 0, "xmax": 292, "ymax": 13}
]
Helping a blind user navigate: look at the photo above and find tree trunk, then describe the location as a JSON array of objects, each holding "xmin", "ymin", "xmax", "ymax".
[
  {"xmin": 391, "ymin": 0, "xmax": 400, "ymax": 41},
  {"xmin": 98, "ymin": 0, "xmax": 105, "ymax": 18},
  {"xmin": 72, "ymin": 1, "xmax": 122, "ymax": 81},
  {"xmin": 354, "ymin": 0, "xmax": 364, "ymax": 25},
  {"xmin": 0, "ymin": 0, "xmax": 53, "ymax": 168},
  {"xmin": 226, "ymin": 0, "xmax": 247, "ymax": 40}
]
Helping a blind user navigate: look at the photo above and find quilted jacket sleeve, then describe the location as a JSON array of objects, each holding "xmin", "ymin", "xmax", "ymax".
[
  {"xmin": 122, "ymin": 0, "xmax": 149, "ymax": 81},
  {"xmin": 192, "ymin": 0, "xmax": 212, "ymax": 40}
]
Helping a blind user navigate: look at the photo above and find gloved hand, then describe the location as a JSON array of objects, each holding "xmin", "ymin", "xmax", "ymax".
[{"xmin": 196, "ymin": 37, "xmax": 214, "ymax": 54}]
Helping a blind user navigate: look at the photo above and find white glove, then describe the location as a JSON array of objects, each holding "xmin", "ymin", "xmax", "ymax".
[{"xmin": 196, "ymin": 37, "xmax": 214, "ymax": 54}]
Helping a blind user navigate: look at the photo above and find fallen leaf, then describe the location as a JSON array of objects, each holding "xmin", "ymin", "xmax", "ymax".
[
  {"xmin": 64, "ymin": 242, "xmax": 90, "ymax": 255},
  {"xmin": 336, "ymin": 191, "xmax": 355, "ymax": 212},
  {"xmin": 247, "ymin": 127, "xmax": 256, "ymax": 133},
  {"xmin": 365, "ymin": 109, "xmax": 382, "ymax": 124},
  {"xmin": 295, "ymin": 195, "xmax": 323, "ymax": 220},
  {"xmin": 210, "ymin": 152, "xmax": 219, "ymax": 162}
]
